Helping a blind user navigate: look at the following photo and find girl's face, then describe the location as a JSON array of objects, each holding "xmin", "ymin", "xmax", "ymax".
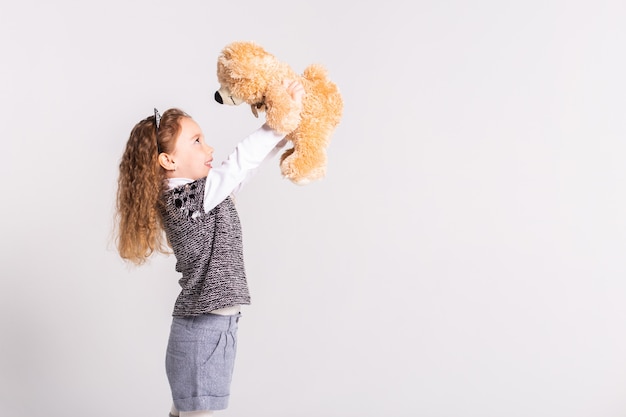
[{"xmin": 163, "ymin": 117, "xmax": 214, "ymax": 180}]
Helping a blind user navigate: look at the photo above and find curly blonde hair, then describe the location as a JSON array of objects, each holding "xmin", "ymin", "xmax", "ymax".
[{"xmin": 115, "ymin": 108, "xmax": 190, "ymax": 265}]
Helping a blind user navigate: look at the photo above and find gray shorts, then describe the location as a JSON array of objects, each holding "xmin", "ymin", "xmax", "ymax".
[{"xmin": 165, "ymin": 313, "xmax": 240, "ymax": 412}]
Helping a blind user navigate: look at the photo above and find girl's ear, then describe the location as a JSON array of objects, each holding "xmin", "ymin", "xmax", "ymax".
[{"xmin": 158, "ymin": 153, "xmax": 176, "ymax": 171}]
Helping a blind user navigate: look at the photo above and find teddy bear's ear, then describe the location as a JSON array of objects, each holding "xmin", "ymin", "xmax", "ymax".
[
  {"xmin": 217, "ymin": 54, "xmax": 243, "ymax": 79},
  {"xmin": 218, "ymin": 41, "xmax": 278, "ymax": 80}
]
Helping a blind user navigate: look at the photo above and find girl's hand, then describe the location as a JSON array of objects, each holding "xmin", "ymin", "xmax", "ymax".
[{"xmin": 284, "ymin": 79, "xmax": 305, "ymax": 105}]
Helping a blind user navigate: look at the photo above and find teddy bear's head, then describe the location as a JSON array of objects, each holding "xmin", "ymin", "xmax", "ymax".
[{"xmin": 214, "ymin": 41, "xmax": 291, "ymax": 114}]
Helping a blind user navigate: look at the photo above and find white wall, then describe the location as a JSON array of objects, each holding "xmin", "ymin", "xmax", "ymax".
[{"xmin": 1, "ymin": 1, "xmax": 626, "ymax": 416}]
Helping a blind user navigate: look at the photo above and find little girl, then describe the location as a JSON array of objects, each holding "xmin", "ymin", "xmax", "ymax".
[{"xmin": 115, "ymin": 81, "xmax": 304, "ymax": 416}]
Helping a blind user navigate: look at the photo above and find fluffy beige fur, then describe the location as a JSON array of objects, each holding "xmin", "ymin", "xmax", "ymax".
[{"xmin": 215, "ymin": 41, "xmax": 343, "ymax": 185}]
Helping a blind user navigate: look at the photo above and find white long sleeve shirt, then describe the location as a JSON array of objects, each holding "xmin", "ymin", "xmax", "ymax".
[{"xmin": 167, "ymin": 124, "xmax": 287, "ymax": 210}]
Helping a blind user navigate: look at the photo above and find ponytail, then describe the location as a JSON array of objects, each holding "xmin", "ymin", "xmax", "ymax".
[{"xmin": 115, "ymin": 108, "xmax": 189, "ymax": 264}]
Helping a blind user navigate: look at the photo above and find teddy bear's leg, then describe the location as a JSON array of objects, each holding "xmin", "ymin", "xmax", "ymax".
[{"xmin": 280, "ymin": 129, "xmax": 328, "ymax": 185}]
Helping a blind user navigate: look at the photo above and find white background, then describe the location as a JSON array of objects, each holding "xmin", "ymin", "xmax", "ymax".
[{"xmin": 1, "ymin": 1, "xmax": 626, "ymax": 416}]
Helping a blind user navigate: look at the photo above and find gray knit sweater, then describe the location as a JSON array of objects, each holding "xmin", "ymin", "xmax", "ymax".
[{"xmin": 160, "ymin": 177, "xmax": 250, "ymax": 317}]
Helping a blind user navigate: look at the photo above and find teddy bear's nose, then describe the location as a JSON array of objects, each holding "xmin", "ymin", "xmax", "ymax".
[{"xmin": 214, "ymin": 91, "xmax": 223, "ymax": 104}]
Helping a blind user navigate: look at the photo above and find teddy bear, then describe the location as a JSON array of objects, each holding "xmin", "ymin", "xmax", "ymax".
[{"xmin": 214, "ymin": 41, "xmax": 343, "ymax": 185}]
